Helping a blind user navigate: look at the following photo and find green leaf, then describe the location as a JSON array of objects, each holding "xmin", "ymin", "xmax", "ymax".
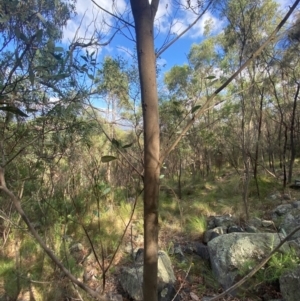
[
  {"xmin": 122, "ymin": 143, "xmax": 133, "ymax": 149},
  {"xmin": 36, "ymin": 12, "xmax": 47, "ymax": 25},
  {"xmin": 20, "ymin": 33, "xmax": 28, "ymax": 42},
  {"xmin": 172, "ymin": 101, "xmax": 181, "ymax": 106},
  {"xmin": 35, "ymin": 65, "xmax": 48, "ymax": 71},
  {"xmin": 93, "ymin": 210, "xmax": 100, "ymax": 217},
  {"xmin": 36, "ymin": 29, "xmax": 43, "ymax": 41},
  {"xmin": 191, "ymin": 105, "xmax": 201, "ymax": 114},
  {"xmin": 81, "ymin": 55, "xmax": 88, "ymax": 62},
  {"xmin": 54, "ymin": 47, "xmax": 64, "ymax": 52},
  {"xmin": 29, "ymin": 68, "xmax": 34, "ymax": 86},
  {"xmin": 208, "ymin": 79, "xmax": 219, "ymax": 87},
  {"xmin": 102, "ymin": 187, "xmax": 111, "ymax": 195},
  {"xmin": 112, "ymin": 138, "xmax": 120, "ymax": 148},
  {"xmin": 16, "ymin": 58, "xmax": 23, "ymax": 70},
  {"xmin": 159, "ymin": 175, "xmax": 165, "ymax": 179},
  {"xmin": 15, "ymin": 28, "xmax": 27, "ymax": 42},
  {"xmin": 15, "ymin": 28, "xmax": 20, "ymax": 38},
  {"xmin": 87, "ymin": 74, "xmax": 94, "ymax": 80},
  {"xmin": 101, "ymin": 156, "xmax": 117, "ymax": 163},
  {"xmin": 0, "ymin": 15, "xmax": 9, "ymax": 23},
  {"xmin": 50, "ymin": 52, "xmax": 63, "ymax": 60},
  {"xmin": 0, "ymin": 106, "xmax": 28, "ymax": 117},
  {"xmin": 204, "ymin": 75, "xmax": 216, "ymax": 80}
]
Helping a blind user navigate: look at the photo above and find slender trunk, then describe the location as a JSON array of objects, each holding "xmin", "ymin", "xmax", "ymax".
[
  {"xmin": 130, "ymin": 2, "xmax": 160, "ymax": 301},
  {"xmin": 283, "ymin": 125, "xmax": 288, "ymax": 189},
  {"xmin": 243, "ymin": 158, "xmax": 250, "ymax": 220},
  {"xmin": 178, "ymin": 154, "xmax": 182, "ymax": 199},
  {"xmin": 241, "ymin": 90, "xmax": 249, "ymax": 220},
  {"xmin": 253, "ymin": 88, "xmax": 264, "ymax": 197},
  {"xmin": 288, "ymin": 83, "xmax": 300, "ymax": 183},
  {"xmin": 266, "ymin": 126, "xmax": 274, "ymax": 172}
]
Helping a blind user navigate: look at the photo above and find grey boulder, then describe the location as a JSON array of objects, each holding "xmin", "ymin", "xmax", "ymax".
[
  {"xmin": 207, "ymin": 233, "xmax": 287, "ymax": 291},
  {"xmin": 119, "ymin": 250, "xmax": 176, "ymax": 301}
]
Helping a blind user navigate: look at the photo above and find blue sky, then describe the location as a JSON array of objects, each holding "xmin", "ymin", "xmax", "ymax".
[
  {"xmin": 62, "ymin": 0, "xmax": 292, "ymax": 74},
  {"xmin": 62, "ymin": 0, "xmax": 224, "ymax": 72},
  {"xmin": 58, "ymin": 0, "xmax": 295, "ymax": 113}
]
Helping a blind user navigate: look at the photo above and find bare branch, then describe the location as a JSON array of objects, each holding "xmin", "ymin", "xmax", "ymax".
[
  {"xmin": 70, "ymin": 27, "xmax": 120, "ymax": 49},
  {"xmin": 92, "ymin": 0, "xmax": 135, "ymax": 28},
  {"xmin": 156, "ymin": 0, "xmax": 214, "ymax": 58},
  {"xmin": 0, "ymin": 34, "xmax": 37, "ymax": 96}
]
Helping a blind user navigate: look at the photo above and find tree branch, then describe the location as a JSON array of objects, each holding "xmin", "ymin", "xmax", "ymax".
[
  {"xmin": 156, "ymin": 0, "xmax": 214, "ymax": 58},
  {"xmin": 160, "ymin": 0, "xmax": 300, "ymax": 164},
  {"xmin": 0, "ymin": 34, "xmax": 37, "ymax": 97},
  {"xmin": 91, "ymin": 0, "xmax": 135, "ymax": 29}
]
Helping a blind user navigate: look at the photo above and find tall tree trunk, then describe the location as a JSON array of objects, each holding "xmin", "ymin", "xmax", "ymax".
[
  {"xmin": 178, "ymin": 153, "xmax": 182, "ymax": 200},
  {"xmin": 283, "ymin": 125, "xmax": 288, "ymax": 189},
  {"xmin": 288, "ymin": 83, "xmax": 300, "ymax": 183},
  {"xmin": 253, "ymin": 87, "xmax": 264, "ymax": 198},
  {"xmin": 130, "ymin": 1, "xmax": 160, "ymax": 301}
]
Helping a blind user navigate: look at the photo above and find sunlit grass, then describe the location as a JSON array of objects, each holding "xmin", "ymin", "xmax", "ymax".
[{"xmin": 185, "ymin": 216, "xmax": 207, "ymax": 238}]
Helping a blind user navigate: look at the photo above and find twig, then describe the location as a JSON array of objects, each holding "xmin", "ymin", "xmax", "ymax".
[
  {"xmin": 156, "ymin": 1, "xmax": 213, "ymax": 58},
  {"xmin": 171, "ymin": 263, "xmax": 193, "ymax": 301},
  {"xmin": 91, "ymin": 0, "xmax": 134, "ymax": 29}
]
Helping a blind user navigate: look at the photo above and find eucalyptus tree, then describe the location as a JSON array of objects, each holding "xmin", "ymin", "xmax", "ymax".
[
  {"xmin": 94, "ymin": 57, "xmax": 130, "ymax": 183},
  {"xmin": 0, "ymin": 0, "xmax": 118, "ymax": 299},
  {"xmin": 93, "ymin": 1, "xmax": 300, "ymax": 300},
  {"xmin": 163, "ymin": 37, "xmax": 224, "ymax": 179},
  {"xmin": 0, "ymin": 0, "xmax": 299, "ymax": 300},
  {"xmin": 214, "ymin": 0, "xmax": 283, "ymax": 212}
]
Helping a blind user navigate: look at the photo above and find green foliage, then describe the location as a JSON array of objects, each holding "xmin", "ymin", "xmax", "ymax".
[
  {"xmin": 238, "ymin": 248, "xmax": 300, "ymax": 296},
  {"xmin": 101, "ymin": 155, "xmax": 118, "ymax": 163},
  {"xmin": 186, "ymin": 216, "xmax": 207, "ymax": 237},
  {"xmin": 0, "ymin": 259, "xmax": 20, "ymax": 299},
  {"xmin": 164, "ymin": 64, "xmax": 191, "ymax": 93},
  {"xmin": 249, "ymin": 175, "xmax": 280, "ymax": 198},
  {"xmin": 263, "ymin": 249, "xmax": 300, "ymax": 283},
  {"xmin": 96, "ymin": 56, "xmax": 130, "ymax": 108},
  {"xmin": 0, "ymin": 1, "xmax": 299, "ymax": 300},
  {"xmin": 188, "ymin": 37, "xmax": 219, "ymax": 70}
]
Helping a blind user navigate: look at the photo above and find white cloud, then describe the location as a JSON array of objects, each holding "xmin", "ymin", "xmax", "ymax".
[
  {"xmin": 190, "ymin": 12, "xmax": 223, "ymax": 38},
  {"xmin": 276, "ymin": 0, "xmax": 293, "ymax": 11},
  {"xmin": 155, "ymin": 0, "xmax": 173, "ymax": 32},
  {"xmin": 170, "ymin": 18, "xmax": 186, "ymax": 35},
  {"xmin": 63, "ymin": 0, "xmax": 127, "ymax": 44},
  {"xmin": 157, "ymin": 57, "xmax": 167, "ymax": 67},
  {"xmin": 154, "ymin": 1, "xmax": 222, "ymax": 39}
]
